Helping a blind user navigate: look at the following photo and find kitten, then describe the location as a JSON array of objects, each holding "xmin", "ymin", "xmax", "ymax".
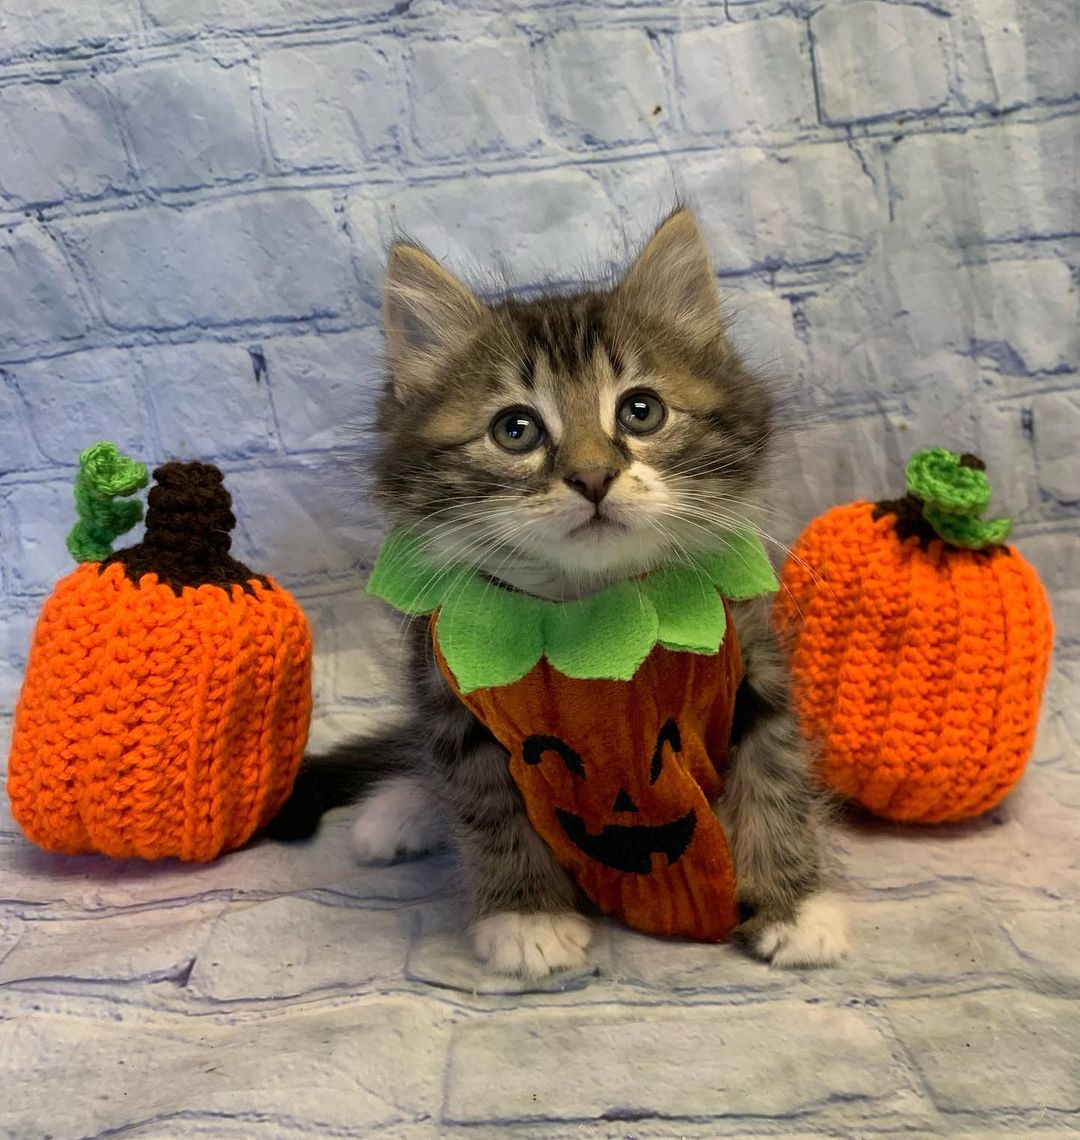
[{"xmin": 267, "ymin": 208, "xmax": 848, "ymax": 977}]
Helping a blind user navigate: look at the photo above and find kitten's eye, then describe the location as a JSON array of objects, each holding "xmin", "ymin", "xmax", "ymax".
[
  {"xmin": 491, "ymin": 408, "xmax": 545, "ymax": 453},
  {"xmin": 617, "ymin": 392, "xmax": 666, "ymax": 435}
]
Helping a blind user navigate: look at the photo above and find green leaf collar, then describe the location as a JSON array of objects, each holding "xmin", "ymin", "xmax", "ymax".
[{"xmin": 367, "ymin": 528, "xmax": 778, "ymax": 694}]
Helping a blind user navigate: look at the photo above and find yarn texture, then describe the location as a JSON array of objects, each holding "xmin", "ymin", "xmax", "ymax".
[
  {"xmin": 774, "ymin": 448, "xmax": 1053, "ymax": 824},
  {"xmin": 66, "ymin": 442, "xmax": 149, "ymax": 563},
  {"xmin": 8, "ymin": 448, "xmax": 312, "ymax": 862},
  {"xmin": 904, "ymin": 447, "xmax": 1012, "ymax": 549}
]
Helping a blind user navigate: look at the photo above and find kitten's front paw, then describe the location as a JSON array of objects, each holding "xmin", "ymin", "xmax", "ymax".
[
  {"xmin": 749, "ymin": 892, "xmax": 850, "ymax": 968},
  {"xmin": 472, "ymin": 911, "xmax": 592, "ymax": 978},
  {"xmin": 351, "ymin": 777, "xmax": 443, "ymax": 863}
]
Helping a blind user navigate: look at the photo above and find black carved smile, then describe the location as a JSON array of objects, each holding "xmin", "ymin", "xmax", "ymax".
[{"xmin": 554, "ymin": 808, "xmax": 697, "ymax": 874}]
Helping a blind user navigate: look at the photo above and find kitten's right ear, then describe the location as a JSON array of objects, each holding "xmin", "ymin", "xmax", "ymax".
[
  {"xmin": 383, "ymin": 243, "xmax": 483, "ymax": 399},
  {"xmin": 619, "ymin": 208, "xmax": 723, "ymax": 341}
]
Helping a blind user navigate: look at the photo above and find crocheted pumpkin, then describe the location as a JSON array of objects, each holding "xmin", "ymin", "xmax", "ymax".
[
  {"xmin": 774, "ymin": 447, "xmax": 1053, "ymax": 824},
  {"xmin": 368, "ymin": 527, "xmax": 779, "ymax": 941},
  {"xmin": 7, "ymin": 443, "xmax": 313, "ymax": 861}
]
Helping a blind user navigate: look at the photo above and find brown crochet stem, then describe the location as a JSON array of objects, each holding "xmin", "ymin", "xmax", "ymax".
[
  {"xmin": 872, "ymin": 453, "xmax": 1003, "ymax": 551},
  {"xmin": 101, "ymin": 461, "xmax": 270, "ymax": 594}
]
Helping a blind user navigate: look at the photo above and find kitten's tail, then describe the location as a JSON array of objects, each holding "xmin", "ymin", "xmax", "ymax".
[{"xmin": 262, "ymin": 726, "xmax": 417, "ymax": 841}]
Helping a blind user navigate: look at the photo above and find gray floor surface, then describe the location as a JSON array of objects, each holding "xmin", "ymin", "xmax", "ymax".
[{"xmin": 1, "ymin": 661, "xmax": 1077, "ymax": 1139}]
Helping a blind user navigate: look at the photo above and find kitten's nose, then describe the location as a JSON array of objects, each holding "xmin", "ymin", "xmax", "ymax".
[{"xmin": 564, "ymin": 467, "xmax": 617, "ymax": 505}]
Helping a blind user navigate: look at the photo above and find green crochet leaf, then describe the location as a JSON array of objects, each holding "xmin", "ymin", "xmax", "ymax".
[
  {"xmin": 367, "ymin": 526, "xmax": 778, "ymax": 693},
  {"xmin": 906, "ymin": 447, "xmax": 991, "ymax": 514},
  {"xmin": 922, "ymin": 504, "xmax": 1013, "ymax": 550},
  {"xmin": 905, "ymin": 447, "xmax": 1013, "ymax": 550},
  {"xmin": 66, "ymin": 441, "xmax": 149, "ymax": 563}
]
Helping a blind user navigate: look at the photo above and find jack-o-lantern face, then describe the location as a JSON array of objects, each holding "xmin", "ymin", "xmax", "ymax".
[
  {"xmin": 443, "ymin": 641, "xmax": 743, "ymax": 941},
  {"xmin": 523, "ymin": 720, "xmax": 697, "ymax": 874}
]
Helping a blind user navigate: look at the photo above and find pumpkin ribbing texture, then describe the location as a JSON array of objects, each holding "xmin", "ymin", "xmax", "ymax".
[
  {"xmin": 774, "ymin": 501, "xmax": 1053, "ymax": 823},
  {"xmin": 7, "ymin": 561, "xmax": 312, "ymax": 861}
]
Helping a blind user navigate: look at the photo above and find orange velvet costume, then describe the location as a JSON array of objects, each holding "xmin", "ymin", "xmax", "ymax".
[{"xmin": 368, "ymin": 528, "xmax": 779, "ymax": 942}]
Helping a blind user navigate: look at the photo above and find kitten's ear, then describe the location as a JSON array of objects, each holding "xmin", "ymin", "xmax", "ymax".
[
  {"xmin": 383, "ymin": 243, "xmax": 484, "ymax": 399},
  {"xmin": 619, "ymin": 209, "xmax": 722, "ymax": 339}
]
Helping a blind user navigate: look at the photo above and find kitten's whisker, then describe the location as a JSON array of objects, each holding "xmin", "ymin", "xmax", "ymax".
[
  {"xmin": 664, "ymin": 445, "xmax": 770, "ymax": 482},
  {"xmin": 668, "ymin": 484, "xmax": 798, "ymax": 524},
  {"xmin": 677, "ymin": 497, "xmax": 830, "ymax": 593},
  {"xmin": 665, "ymin": 499, "xmax": 833, "ymax": 606}
]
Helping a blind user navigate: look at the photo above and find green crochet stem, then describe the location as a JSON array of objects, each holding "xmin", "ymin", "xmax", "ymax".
[
  {"xmin": 66, "ymin": 442, "xmax": 149, "ymax": 563},
  {"xmin": 904, "ymin": 447, "xmax": 1012, "ymax": 550}
]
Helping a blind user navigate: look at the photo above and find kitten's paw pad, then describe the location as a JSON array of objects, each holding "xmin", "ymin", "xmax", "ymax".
[
  {"xmin": 472, "ymin": 912, "xmax": 592, "ymax": 978},
  {"xmin": 755, "ymin": 893, "xmax": 849, "ymax": 968},
  {"xmin": 351, "ymin": 777, "xmax": 443, "ymax": 864}
]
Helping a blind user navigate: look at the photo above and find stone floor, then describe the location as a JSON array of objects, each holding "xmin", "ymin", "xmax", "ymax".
[{"xmin": 1, "ymin": 663, "xmax": 1077, "ymax": 1139}]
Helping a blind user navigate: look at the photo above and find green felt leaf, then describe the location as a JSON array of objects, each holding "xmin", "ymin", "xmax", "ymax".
[
  {"xmin": 645, "ymin": 566, "xmax": 726, "ymax": 654},
  {"xmin": 436, "ymin": 574, "xmax": 545, "ymax": 693},
  {"xmin": 366, "ymin": 526, "xmax": 778, "ymax": 691},
  {"xmin": 366, "ymin": 529, "xmax": 464, "ymax": 615},
  {"xmin": 542, "ymin": 583, "xmax": 659, "ymax": 681},
  {"xmin": 696, "ymin": 530, "xmax": 778, "ymax": 599}
]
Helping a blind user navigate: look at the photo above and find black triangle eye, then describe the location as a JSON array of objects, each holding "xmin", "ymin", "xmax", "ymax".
[
  {"xmin": 649, "ymin": 719, "xmax": 681, "ymax": 784},
  {"xmin": 612, "ymin": 789, "xmax": 639, "ymax": 813},
  {"xmin": 523, "ymin": 734, "xmax": 584, "ymax": 778}
]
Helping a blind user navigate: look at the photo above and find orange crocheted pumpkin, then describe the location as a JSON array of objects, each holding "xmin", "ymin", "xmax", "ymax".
[
  {"xmin": 7, "ymin": 444, "xmax": 312, "ymax": 861},
  {"xmin": 774, "ymin": 448, "xmax": 1053, "ymax": 824}
]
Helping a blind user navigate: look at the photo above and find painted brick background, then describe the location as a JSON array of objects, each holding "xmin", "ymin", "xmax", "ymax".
[
  {"xmin": 1, "ymin": 2, "xmax": 1078, "ymax": 1137},
  {"xmin": 1, "ymin": 0, "xmax": 1078, "ymax": 725}
]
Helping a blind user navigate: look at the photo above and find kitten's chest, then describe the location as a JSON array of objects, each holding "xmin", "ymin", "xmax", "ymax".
[{"xmin": 434, "ymin": 627, "xmax": 744, "ymax": 942}]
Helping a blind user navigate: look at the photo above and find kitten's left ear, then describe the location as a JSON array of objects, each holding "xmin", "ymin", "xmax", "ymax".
[{"xmin": 619, "ymin": 209, "xmax": 723, "ymax": 340}]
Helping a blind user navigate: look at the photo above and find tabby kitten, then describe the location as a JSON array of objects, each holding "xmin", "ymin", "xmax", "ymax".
[{"xmin": 268, "ymin": 208, "xmax": 848, "ymax": 977}]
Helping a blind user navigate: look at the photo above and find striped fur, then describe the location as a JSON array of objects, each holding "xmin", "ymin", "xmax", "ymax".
[{"xmin": 268, "ymin": 209, "xmax": 844, "ymax": 973}]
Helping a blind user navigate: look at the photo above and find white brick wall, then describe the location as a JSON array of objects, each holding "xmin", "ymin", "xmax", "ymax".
[
  {"xmin": 811, "ymin": 1, "xmax": 951, "ymax": 123},
  {"xmin": 2, "ymin": 0, "xmax": 1077, "ymax": 713},
  {"xmin": 59, "ymin": 191, "xmax": 356, "ymax": 327},
  {"xmin": 261, "ymin": 40, "xmax": 404, "ymax": 168},
  {"xmin": 112, "ymin": 57, "xmax": 265, "ymax": 190},
  {"xmin": 677, "ymin": 18, "xmax": 816, "ymax": 135},
  {"xmin": 889, "ymin": 117, "xmax": 1079, "ymax": 241},
  {"xmin": 545, "ymin": 29, "xmax": 668, "ymax": 146},
  {"xmin": 678, "ymin": 141, "xmax": 881, "ymax": 268},
  {"xmin": 0, "ymin": 222, "xmax": 89, "ymax": 345},
  {"xmin": 0, "ymin": 79, "xmax": 129, "ymax": 203},
  {"xmin": 0, "ymin": 9, "xmax": 1078, "ymax": 1128},
  {"xmin": 412, "ymin": 37, "xmax": 543, "ymax": 157}
]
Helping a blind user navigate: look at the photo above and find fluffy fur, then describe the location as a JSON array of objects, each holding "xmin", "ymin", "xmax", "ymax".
[
  {"xmin": 349, "ymin": 775, "xmax": 444, "ymax": 863},
  {"xmin": 265, "ymin": 208, "xmax": 848, "ymax": 976}
]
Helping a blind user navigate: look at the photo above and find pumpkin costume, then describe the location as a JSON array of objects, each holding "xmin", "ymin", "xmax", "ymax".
[
  {"xmin": 774, "ymin": 447, "xmax": 1053, "ymax": 824},
  {"xmin": 7, "ymin": 443, "xmax": 313, "ymax": 862},
  {"xmin": 367, "ymin": 528, "xmax": 778, "ymax": 941}
]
